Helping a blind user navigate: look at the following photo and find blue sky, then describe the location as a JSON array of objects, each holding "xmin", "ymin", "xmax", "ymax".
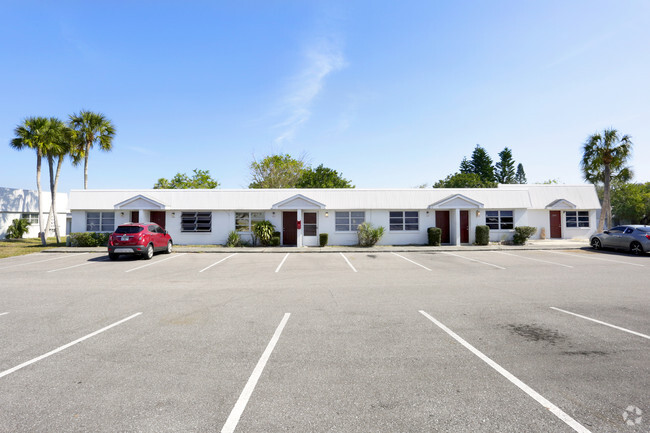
[{"xmin": 1, "ymin": 1, "xmax": 649, "ymax": 192}]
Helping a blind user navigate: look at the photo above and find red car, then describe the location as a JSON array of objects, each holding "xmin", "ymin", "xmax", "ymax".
[{"xmin": 108, "ymin": 222, "xmax": 173, "ymax": 260}]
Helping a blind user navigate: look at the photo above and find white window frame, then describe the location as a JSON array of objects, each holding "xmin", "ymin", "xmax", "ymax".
[
  {"xmin": 181, "ymin": 211, "xmax": 212, "ymax": 232},
  {"xmin": 235, "ymin": 211, "xmax": 265, "ymax": 233},
  {"xmin": 21, "ymin": 213, "xmax": 39, "ymax": 224},
  {"xmin": 566, "ymin": 211, "xmax": 589, "ymax": 228},
  {"xmin": 86, "ymin": 211, "xmax": 115, "ymax": 232},
  {"xmin": 389, "ymin": 211, "xmax": 419, "ymax": 231},
  {"xmin": 335, "ymin": 211, "xmax": 365, "ymax": 232},
  {"xmin": 486, "ymin": 210, "xmax": 514, "ymax": 230}
]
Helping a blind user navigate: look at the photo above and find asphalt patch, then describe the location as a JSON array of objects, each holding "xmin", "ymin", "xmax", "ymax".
[{"xmin": 506, "ymin": 324, "xmax": 567, "ymax": 345}]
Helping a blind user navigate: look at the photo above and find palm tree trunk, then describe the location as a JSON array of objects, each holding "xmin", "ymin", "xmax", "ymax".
[
  {"xmin": 51, "ymin": 156, "xmax": 64, "ymax": 243},
  {"xmin": 36, "ymin": 150, "xmax": 46, "ymax": 246},
  {"xmin": 84, "ymin": 141, "xmax": 90, "ymax": 189},
  {"xmin": 599, "ymin": 164, "xmax": 612, "ymax": 232},
  {"xmin": 45, "ymin": 156, "xmax": 55, "ymax": 242}
]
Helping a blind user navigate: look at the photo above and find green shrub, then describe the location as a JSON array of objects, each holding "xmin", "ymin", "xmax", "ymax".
[
  {"xmin": 427, "ymin": 227, "xmax": 441, "ymax": 246},
  {"xmin": 226, "ymin": 230, "xmax": 242, "ymax": 247},
  {"xmin": 270, "ymin": 236, "xmax": 281, "ymax": 246},
  {"xmin": 357, "ymin": 222, "xmax": 385, "ymax": 247},
  {"xmin": 253, "ymin": 220, "xmax": 276, "ymax": 246},
  {"xmin": 68, "ymin": 232, "xmax": 110, "ymax": 247},
  {"xmin": 319, "ymin": 233, "xmax": 328, "ymax": 247},
  {"xmin": 513, "ymin": 226, "xmax": 537, "ymax": 245},
  {"xmin": 475, "ymin": 225, "xmax": 489, "ymax": 245},
  {"xmin": 5, "ymin": 219, "xmax": 31, "ymax": 239}
]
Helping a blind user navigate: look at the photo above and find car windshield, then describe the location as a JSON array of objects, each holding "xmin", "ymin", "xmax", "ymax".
[{"xmin": 115, "ymin": 226, "xmax": 144, "ymax": 234}]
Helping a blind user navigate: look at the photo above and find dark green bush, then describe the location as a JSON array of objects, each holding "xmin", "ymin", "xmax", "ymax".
[
  {"xmin": 253, "ymin": 220, "xmax": 276, "ymax": 246},
  {"xmin": 319, "ymin": 233, "xmax": 328, "ymax": 247},
  {"xmin": 69, "ymin": 232, "xmax": 110, "ymax": 247},
  {"xmin": 475, "ymin": 225, "xmax": 489, "ymax": 245},
  {"xmin": 357, "ymin": 222, "xmax": 385, "ymax": 247},
  {"xmin": 427, "ymin": 227, "xmax": 441, "ymax": 246},
  {"xmin": 5, "ymin": 219, "xmax": 31, "ymax": 239},
  {"xmin": 513, "ymin": 226, "xmax": 537, "ymax": 245},
  {"xmin": 226, "ymin": 230, "xmax": 242, "ymax": 247},
  {"xmin": 270, "ymin": 235, "xmax": 281, "ymax": 246}
]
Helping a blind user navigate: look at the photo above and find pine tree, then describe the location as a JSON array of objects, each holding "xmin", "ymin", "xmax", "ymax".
[
  {"xmin": 515, "ymin": 163, "xmax": 527, "ymax": 184},
  {"xmin": 469, "ymin": 145, "xmax": 495, "ymax": 183},
  {"xmin": 495, "ymin": 147, "xmax": 516, "ymax": 184},
  {"xmin": 459, "ymin": 157, "xmax": 472, "ymax": 174}
]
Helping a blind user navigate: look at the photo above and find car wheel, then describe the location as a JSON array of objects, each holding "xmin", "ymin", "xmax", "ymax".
[
  {"xmin": 630, "ymin": 241, "xmax": 644, "ymax": 255},
  {"xmin": 591, "ymin": 238, "xmax": 602, "ymax": 250},
  {"xmin": 165, "ymin": 241, "xmax": 173, "ymax": 254},
  {"xmin": 108, "ymin": 253, "xmax": 119, "ymax": 261},
  {"xmin": 143, "ymin": 243, "xmax": 154, "ymax": 260}
]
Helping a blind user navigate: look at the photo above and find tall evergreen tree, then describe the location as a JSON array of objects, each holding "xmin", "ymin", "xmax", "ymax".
[
  {"xmin": 459, "ymin": 157, "xmax": 472, "ymax": 174},
  {"xmin": 515, "ymin": 163, "xmax": 527, "ymax": 184},
  {"xmin": 495, "ymin": 147, "xmax": 516, "ymax": 184},
  {"xmin": 469, "ymin": 145, "xmax": 495, "ymax": 183}
]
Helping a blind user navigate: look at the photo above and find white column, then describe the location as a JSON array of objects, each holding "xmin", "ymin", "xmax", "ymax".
[
  {"xmin": 454, "ymin": 208, "xmax": 461, "ymax": 246},
  {"xmin": 139, "ymin": 210, "xmax": 146, "ymax": 223},
  {"xmin": 296, "ymin": 209, "xmax": 303, "ymax": 247}
]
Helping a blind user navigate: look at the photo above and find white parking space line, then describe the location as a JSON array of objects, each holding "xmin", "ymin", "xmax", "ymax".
[
  {"xmin": 440, "ymin": 252, "xmax": 506, "ymax": 270},
  {"xmin": 542, "ymin": 250, "xmax": 645, "ymax": 267},
  {"xmin": 391, "ymin": 252, "xmax": 432, "ymax": 271},
  {"xmin": 125, "ymin": 253, "xmax": 186, "ymax": 273},
  {"xmin": 0, "ymin": 312, "xmax": 8, "ymax": 317},
  {"xmin": 419, "ymin": 310, "xmax": 591, "ymax": 433},
  {"xmin": 0, "ymin": 312, "xmax": 142, "ymax": 380},
  {"xmin": 340, "ymin": 253, "xmax": 357, "ymax": 272},
  {"xmin": 0, "ymin": 253, "xmax": 89, "ymax": 271},
  {"xmin": 47, "ymin": 261, "xmax": 95, "ymax": 273},
  {"xmin": 221, "ymin": 313, "xmax": 291, "ymax": 433},
  {"xmin": 492, "ymin": 251, "xmax": 573, "ymax": 268},
  {"xmin": 199, "ymin": 253, "xmax": 238, "ymax": 273},
  {"xmin": 550, "ymin": 307, "xmax": 650, "ymax": 340},
  {"xmin": 275, "ymin": 253, "xmax": 290, "ymax": 273}
]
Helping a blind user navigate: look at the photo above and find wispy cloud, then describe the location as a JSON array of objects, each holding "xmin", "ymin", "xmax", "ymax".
[
  {"xmin": 125, "ymin": 146, "xmax": 158, "ymax": 157},
  {"xmin": 273, "ymin": 38, "xmax": 346, "ymax": 144}
]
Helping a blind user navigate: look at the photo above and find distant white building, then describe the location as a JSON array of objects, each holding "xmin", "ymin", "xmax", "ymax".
[
  {"xmin": 0, "ymin": 187, "xmax": 69, "ymax": 239},
  {"xmin": 68, "ymin": 184, "xmax": 601, "ymax": 246}
]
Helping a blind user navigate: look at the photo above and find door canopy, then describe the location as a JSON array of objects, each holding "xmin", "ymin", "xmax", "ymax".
[{"xmin": 272, "ymin": 194, "xmax": 325, "ymax": 210}]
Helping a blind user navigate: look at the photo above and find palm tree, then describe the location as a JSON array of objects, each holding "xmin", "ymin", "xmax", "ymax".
[
  {"xmin": 10, "ymin": 117, "xmax": 50, "ymax": 245},
  {"xmin": 68, "ymin": 110, "xmax": 116, "ymax": 189},
  {"xmin": 43, "ymin": 118, "xmax": 75, "ymax": 243},
  {"xmin": 581, "ymin": 128, "xmax": 633, "ymax": 232}
]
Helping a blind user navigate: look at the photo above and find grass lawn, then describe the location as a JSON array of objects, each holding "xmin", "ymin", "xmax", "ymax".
[{"xmin": 0, "ymin": 237, "xmax": 67, "ymax": 259}]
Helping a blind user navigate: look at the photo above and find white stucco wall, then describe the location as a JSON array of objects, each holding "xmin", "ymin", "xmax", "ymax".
[{"xmin": 0, "ymin": 188, "xmax": 69, "ymax": 239}]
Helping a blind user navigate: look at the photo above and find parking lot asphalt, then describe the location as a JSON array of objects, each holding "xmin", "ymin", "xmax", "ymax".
[{"xmin": 0, "ymin": 249, "xmax": 648, "ymax": 432}]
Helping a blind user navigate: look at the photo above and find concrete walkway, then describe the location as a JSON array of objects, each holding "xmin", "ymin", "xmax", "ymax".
[{"xmin": 46, "ymin": 239, "xmax": 590, "ymax": 254}]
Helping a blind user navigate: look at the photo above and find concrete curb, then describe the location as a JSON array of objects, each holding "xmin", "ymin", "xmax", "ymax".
[{"xmin": 45, "ymin": 241, "xmax": 590, "ymax": 254}]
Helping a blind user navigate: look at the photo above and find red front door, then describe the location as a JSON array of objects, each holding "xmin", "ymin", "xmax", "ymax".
[
  {"xmin": 150, "ymin": 211, "xmax": 166, "ymax": 230},
  {"xmin": 131, "ymin": 211, "xmax": 139, "ymax": 223},
  {"xmin": 435, "ymin": 211, "xmax": 450, "ymax": 244},
  {"xmin": 460, "ymin": 210, "xmax": 469, "ymax": 243},
  {"xmin": 282, "ymin": 212, "xmax": 297, "ymax": 246},
  {"xmin": 550, "ymin": 211, "xmax": 561, "ymax": 238}
]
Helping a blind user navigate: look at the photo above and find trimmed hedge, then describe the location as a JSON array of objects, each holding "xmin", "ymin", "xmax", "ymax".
[
  {"xmin": 319, "ymin": 233, "xmax": 328, "ymax": 247},
  {"xmin": 68, "ymin": 232, "xmax": 110, "ymax": 247},
  {"xmin": 270, "ymin": 236, "xmax": 281, "ymax": 246},
  {"xmin": 513, "ymin": 226, "xmax": 537, "ymax": 245},
  {"xmin": 427, "ymin": 227, "xmax": 441, "ymax": 246},
  {"xmin": 475, "ymin": 225, "xmax": 489, "ymax": 245}
]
